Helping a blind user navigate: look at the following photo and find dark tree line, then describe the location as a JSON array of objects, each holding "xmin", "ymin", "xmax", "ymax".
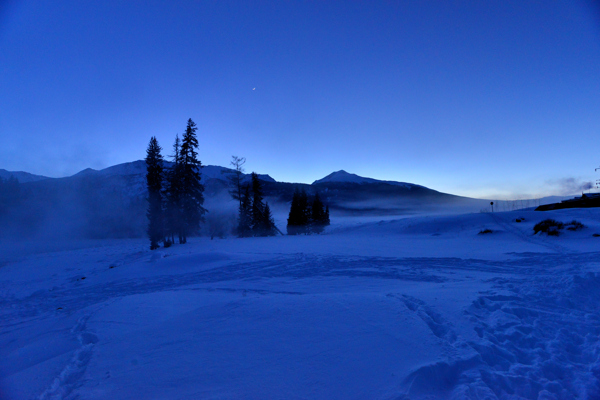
[
  {"xmin": 145, "ymin": 119, "xmax": 206, "ymax": 250},
  {"xmin": 287, "ymin": 190, "xmax": 330, "ymax": 235},
  {"xmin": 233, "ymin": 168, "xmax": 278, "ymax": 237}
]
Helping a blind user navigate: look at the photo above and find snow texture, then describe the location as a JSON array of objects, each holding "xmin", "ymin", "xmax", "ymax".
[{"xmin": 1, "ymin": 208, "xmax": 600, "ymax": 399}]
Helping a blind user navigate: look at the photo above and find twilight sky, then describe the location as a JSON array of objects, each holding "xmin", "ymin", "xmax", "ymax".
[{"xmin": 1, "ymin": 1, "xmax": 599, "ymax": 199}]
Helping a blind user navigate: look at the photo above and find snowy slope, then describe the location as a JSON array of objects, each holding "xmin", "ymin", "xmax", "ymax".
[
  {"xmin": 1, "ymin": 208, "xmax": 600, "ymax": 399},
  {"xmin": 68, "ymin": 160, "xmax": 275, "ymax": 183},
  {"xmin": 0, "ymin": 169, "xmax": 49, "ymax": 183}
]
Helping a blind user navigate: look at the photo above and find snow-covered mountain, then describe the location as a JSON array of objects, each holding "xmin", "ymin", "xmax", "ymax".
[
  {"xmin": 0, "ymin": 160, "xmax": 505, "ymax": 239},
  {"xmin": 0, "ymin": 169, "xmax": 49, "ymax": 183},
  {"xmin": 0, "ymin": 161, "xmax": 289, "ymax": 239},
  {"xmin": 313, "ymin": 170, "xmax": 380, "ymax": 184},
  {"xmin": 72, "ymin": 161, "xmax": 274, "ymax": 185},
  {"xmin": 313, "ymin": 170, "xmax": 421, "ymax": 189}
]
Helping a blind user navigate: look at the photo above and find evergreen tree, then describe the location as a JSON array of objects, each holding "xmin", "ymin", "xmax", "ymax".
[
  {"xmin": 237, "ymin": 184, "xmax": 252, "ymax": 237},
  {"xmin": 145, "ymin": 137, "xmax": 164, "ymax": 250},
  {"xmin": 287, "ymin": 189, "xmax": 310, "ymax": 235},
  {"xmin": 250, "ymin": 172, "xmax": 266, "ymax": 236},
  {"xmin": 287, "ymin": 190, "xmax": 329, "ymax": 235},
  {"xmin": 163, "ymin": 135, "xmax": 183, "ymax": 245},
  {"xmin": 226, "ymin": 155, "xmax": 246, "ymax": 209},
  {"xmin": 178, "ymin": 118, "xmax": 206, "ymax": 243},
  {"xmin": 311, "ymin": 192, "xmax": 327, "ymax": 234},
  {"xmin": 287, "ymin": 190, "xmax": 300, "ymax": 235},
  {"xmin": 225, "ymin": 156, "xmax": 250, "ymax": 237},
  {"xmin": 263, "ymin": 202, "xmax": 277, "ymax": 236},
  {"xmin": 236, "ymin": 174, "xmax": 278, "ymax": 238},
  {"xmin": 298, "ymin": 190, "xmax": 311, "ymax": 231}
]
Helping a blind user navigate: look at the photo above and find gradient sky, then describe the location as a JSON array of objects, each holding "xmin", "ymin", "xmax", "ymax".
[{"xmin": 1, "ymin": 1, "xmax": 599, "ymax": 199}]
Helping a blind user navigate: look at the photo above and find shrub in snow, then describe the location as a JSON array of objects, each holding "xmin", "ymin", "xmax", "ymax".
[
  {"xmin": 533, "ymin": 219, "xmax": 585, "ymax": 236},
  {"xmin": 533, "ymin": 219, "xmax": 564, "ymax": 235},
  {"xmin": 478, "ymin": 229, "xmax": 493, "ymax": 235},
  {"xmin": 565, "ymin": 220, "xmax": 585, "ymax": 231}
]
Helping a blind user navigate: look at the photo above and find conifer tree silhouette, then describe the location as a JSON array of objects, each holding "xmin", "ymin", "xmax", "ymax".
[{"xmin": 145, "ymin": 136, "xmax": 164, "ymax": 249}]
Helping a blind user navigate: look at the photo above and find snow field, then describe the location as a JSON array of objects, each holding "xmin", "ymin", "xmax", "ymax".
[{"xmin": 1, "ymin": 208, "xmax": 600, "ymax": 399}]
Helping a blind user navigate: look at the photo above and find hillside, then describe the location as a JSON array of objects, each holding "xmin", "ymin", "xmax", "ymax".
[
  {"xmin": 0, "ymin": 161, "xmax": 500, "ymax": 239},
  {"xmin": 0, "ymin": 169, "xmax": 49, "ymax": 183}
]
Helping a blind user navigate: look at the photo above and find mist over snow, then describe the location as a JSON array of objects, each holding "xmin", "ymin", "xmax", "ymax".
[{"xmin": 0, "ymin": 160, "xmax": 586, "ymax": 242}]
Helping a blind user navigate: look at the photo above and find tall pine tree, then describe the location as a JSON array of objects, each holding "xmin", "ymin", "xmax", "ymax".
[
  {"xmin": 287, "ymin": 189, "xmax": 310, "ymax": 235},
  {"xmin": 178, "ymin": 118, "xmax": 206, "ymax": 243},
  {"xmin": 227, "ymin": 155, "xmax": 246, "ymax": 209},
  {"xmin": 250, "ymin": 172, "xmax": 266, "ymax": 236},
  {"xmin": 311, "ymin": 192, "xmax": 327, "ymax": 234},
  {"xmin": 237, "ymin": 184, "xmax": 252, "ymax": 237},
  {"xmin": 263, "ymin": 202, "xmax": 277, "ymax": 236},
  {"xmin": 163, "ymin": 135, "xmax": 183, "ymax": 245},
  {"xmin": 145, "ymin": 137, "xmax": 164, "ymax": 250},
  {"xmin": 287, "ymin": 190, "xmax": 329, "ymax": 235}
]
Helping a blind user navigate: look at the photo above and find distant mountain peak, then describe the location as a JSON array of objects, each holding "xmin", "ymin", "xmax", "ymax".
[
  {"xmin": 312, "ymin": 170, "xmax": 379, "ymax": 185},
  {"xmin": 74, "ymin": 167, "xmax": 98, "ymax": 177},
  {"xmin": 312, "ymin": 170, "xmax": 422, "ymax": 189}
]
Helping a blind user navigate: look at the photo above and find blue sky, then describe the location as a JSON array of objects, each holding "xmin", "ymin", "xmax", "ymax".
[{"xmin": 1, "ymin": 1, "xmax": 599, "ymax": 199}]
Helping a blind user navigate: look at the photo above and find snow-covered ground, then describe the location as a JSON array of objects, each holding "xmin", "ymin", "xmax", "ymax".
[{"xmin": 1, "ymin": 208, "xmax": 600, "ymax": 399}]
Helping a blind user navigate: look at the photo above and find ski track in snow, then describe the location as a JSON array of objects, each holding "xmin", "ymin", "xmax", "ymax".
[
  {"xmin": 38, "ymin": 313, "xmax": 99, "ymax": 400},
  {"xmin": 2, "ymin": 210, "xmax": 600, "ymax": 399},
  {"xmin": 398, "ymin": 270, "xmax": 600, "ymax": 399},
  {"xmin": 3, "ymin": 252, "xmax": 597, "ymax": 326}
]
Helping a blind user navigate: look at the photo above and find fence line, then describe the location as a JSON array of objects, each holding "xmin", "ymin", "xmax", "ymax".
[{"xmin": 481, "ymin": 199, "xmax": 542, "ymax": 213}]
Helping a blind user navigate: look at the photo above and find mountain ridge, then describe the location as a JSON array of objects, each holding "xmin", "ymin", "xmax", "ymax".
[
  {"xmin": 0, "ymin": 169, "xmax": 50, "ymax": 183},
  {"xmin": 0, "ymin": 159, "xmax": 576, "ymax": 240},
  {"xmin": 312, "ymin": 169, "xmax": 424, "ymax": 189},
  {"xmin": 2, "ymin": 161, "xmax": 419, "ymax": 189}
]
